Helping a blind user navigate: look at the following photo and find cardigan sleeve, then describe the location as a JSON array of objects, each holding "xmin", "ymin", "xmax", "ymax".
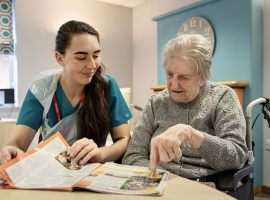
[{"xmin": 196, "ymin": 88, "xmax": 248, "ymax": 171}]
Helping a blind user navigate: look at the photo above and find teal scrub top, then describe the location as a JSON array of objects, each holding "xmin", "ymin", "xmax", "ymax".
[{"xmin": 17, "ymin": 74, "xmax": 132, "ymax": 144}]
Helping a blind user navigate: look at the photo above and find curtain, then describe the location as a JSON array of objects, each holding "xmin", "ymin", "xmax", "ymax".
[{"xmin": 0, "ymin": 0, "xmax": 13, "ymax": 54}]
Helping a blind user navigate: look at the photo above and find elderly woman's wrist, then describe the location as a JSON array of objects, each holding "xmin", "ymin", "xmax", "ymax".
[
  {"xmin": 192, "ymin": 130, "xmax": 205, "ymax": 149},
  {"xmin": 179, "ymin": 125, "xmax": 193, "ymax": 143}
]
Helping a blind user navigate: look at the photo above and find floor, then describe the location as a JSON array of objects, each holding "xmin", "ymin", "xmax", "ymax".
[{"xmin": 254, "ymin": 193, "xmax": 270, "ymax": 200}]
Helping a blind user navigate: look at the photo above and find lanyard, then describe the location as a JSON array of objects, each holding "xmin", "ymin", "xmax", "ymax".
[
  {"xmin": 53, "ymin": 94, "xmax": 84, "ymax": 139},
  {"xmin": 38, "ymin": 94, "xmax": 84, "ymax": 143}
]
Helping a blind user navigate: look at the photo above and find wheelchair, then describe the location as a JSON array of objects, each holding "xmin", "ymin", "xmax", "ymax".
[{"xmin": 212, "ymin": 97, "xmax": 270, "ymax": 200}]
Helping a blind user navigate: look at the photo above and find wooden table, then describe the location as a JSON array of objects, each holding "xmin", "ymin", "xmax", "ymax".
[{"xmin": 0, "ymin": 174, "xmax": 235, "ymax": 200}]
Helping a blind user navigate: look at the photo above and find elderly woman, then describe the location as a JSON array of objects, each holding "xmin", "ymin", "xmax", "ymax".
[{"xmin": 122, "ymin": 34, "xmax": 248, "ymax": 184}]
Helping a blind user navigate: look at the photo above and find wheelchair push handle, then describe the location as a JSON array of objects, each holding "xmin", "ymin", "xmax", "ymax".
[
  {"xmin": 245, "ymin": 97, "xmax": 270, "ymax": 117},
  {"xmin": 245, "ymin": 97, "xmax": 270, "ymax": 164},
  {"xmin": 246, "ymin": 97, "xmax": 270, "ymax": 128},
  {"xmin": 262, "ymin": 103, "xmax": 270, "ymax": 128}
]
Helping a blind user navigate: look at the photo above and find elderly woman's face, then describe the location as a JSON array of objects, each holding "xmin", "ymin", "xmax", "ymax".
[{"xmin": 165, "ymin": 58, "xmax": 204, "ymax": 103}]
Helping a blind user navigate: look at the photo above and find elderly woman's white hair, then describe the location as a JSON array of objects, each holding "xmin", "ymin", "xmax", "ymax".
[{"xmin": 161, "ymin": 34, "xmax": 212, "ymax": 81}]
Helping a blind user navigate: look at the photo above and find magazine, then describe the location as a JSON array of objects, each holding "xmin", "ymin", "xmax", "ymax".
[{"xmin": 0, "ymin": 132, "xmax": 169, "ymax": 195}]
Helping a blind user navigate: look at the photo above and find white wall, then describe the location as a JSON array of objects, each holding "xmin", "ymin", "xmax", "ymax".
[
  {"xmin": 1, "ymin": 0, "xmax": 201, "ymax": 121},
  {"xmin": 2, "ymin": 0, "xmax": 201, "ymax": 122},
  {"xmin": 131, "ymin": 0, "xmax": 201, "ymax": 124},
  {"xmin": 15, "ymin": 0, "xmax": 133, "ymax": 106},
  {"xmin": 263, "ymin": 0, "xmax": 270, "ymax": 186}
]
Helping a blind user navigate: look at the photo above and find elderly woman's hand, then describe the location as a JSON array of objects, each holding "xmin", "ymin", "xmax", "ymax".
[
  {"xmin": 67, "ymin": 138, "xmax": 103, "ymax": 164},
  {"xmin": 150, "ymin": 124, "xmax": 205, "ymax": 175}
]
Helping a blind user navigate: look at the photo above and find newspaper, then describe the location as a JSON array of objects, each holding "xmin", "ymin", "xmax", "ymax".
[{"xmin": 0, "ymin": 132, "xmax": 169, "ymax": 195}]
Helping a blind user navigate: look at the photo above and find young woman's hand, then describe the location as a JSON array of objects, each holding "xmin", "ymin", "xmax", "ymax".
[
  {"xmin": 0, "ymin": 146, "xmax": 25, "ymax": 180},
  {"xmin": 0, "ymin": 146, "xmax": 25, "ymax": 164},
  {"xmin": 67, "ymin": 138, "xmax": 103, "ymax": 164}
]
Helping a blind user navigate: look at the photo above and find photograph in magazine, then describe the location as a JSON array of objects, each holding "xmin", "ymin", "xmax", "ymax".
[
  {"xmin": 55, "ymin": 148, "xmax": 81, "ymax": 170},
  {"xmin": 120, "ymin": 172, "xmax": 165, "ymax": 191},
  {"xmin": 74, "ymin": 163, "xmax": 168, "ymax": 195}
]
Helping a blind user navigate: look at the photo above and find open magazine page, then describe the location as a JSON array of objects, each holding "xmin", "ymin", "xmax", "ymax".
[
  {"xmin": 73, "ymin": 163, "xmax": 169, "ymax": 195},
  {"xmin": 0, "ymin": 132, "xmax": 101, "ymax": 190},
  {"xmin": 0, "ymin": 132, "xmax": 170, "ymax": 195}
]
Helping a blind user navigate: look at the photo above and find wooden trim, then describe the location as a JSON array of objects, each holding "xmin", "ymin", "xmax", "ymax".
[
  {"xmin": 150, "ymin": 81, "xmax": 248, "ymax": 92},
  {"xmin": 216, "ymin": 81, "xmax": 248, "ymax": 88},
  {"xmin": 253, "ymin": 185, "xmax": 270, "ymax": 195},
  {"xmin": 150, "ymin": 85, "xmax": 166, "ymax": 91},
  {"xmin": 262, "ymin": 184, "xmax": 270, "ymax": 195},
  {"xmin": 150, "ymin": 81, "xmax": 248, "ymax": 109},
  {"xmin": 232, "ymin": 88, "xmax": 244, "ymax": 109},
  {"xmin": 254, "ymin": 186, "xmax": 262, "ymax": 195}
]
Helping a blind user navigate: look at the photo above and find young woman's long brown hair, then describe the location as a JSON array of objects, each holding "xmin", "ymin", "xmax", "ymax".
[{"xmin": 55, "ymin": 20, "xmax": 110, "ymax": 147}]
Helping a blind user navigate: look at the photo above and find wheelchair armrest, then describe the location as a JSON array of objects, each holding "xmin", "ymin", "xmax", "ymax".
[{"xmin": 218, "ymin": 164, "xmax": 254, "ymax": 191}]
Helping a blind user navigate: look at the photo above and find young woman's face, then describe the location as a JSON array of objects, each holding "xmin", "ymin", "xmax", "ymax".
[{"xmin": 59, "ymin": 33, "xmax": 100, "ymax": 85}]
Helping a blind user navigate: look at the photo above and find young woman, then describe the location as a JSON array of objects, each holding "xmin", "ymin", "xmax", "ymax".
[{"xmin": 0, "ymin": 20, "xmax": 132, "ymax": 180}]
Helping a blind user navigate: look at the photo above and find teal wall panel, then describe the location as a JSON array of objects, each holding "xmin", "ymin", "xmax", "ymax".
[
  {"xmin": 153, "ymin": 0, "xmax": 263, "ymax": 188},
  {"xmin": 250, "ymin": 0, "xmax": 264, "ymax": 188}
]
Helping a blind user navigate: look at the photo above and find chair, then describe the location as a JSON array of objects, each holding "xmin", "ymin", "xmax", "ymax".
[
  {"xmin": 105, "ymin": 87, "xmax": 142, "ymax": 146},
  {"xmin": 214, "ymin": 98, "xmax": 270, "ymax": 200},
  {"xmin": 0, "ymin": 119, "xmax": 17, "ymax": 150},
  {"xmin": 105, "ymin": 87, "xmax": 142, "ymax": 164},
  {"xmin": 119, "ymin": 87, "xmax": 143, "ymax": 131},
  {"xmin": 0, "ymin": 118, "xmax": 40, "ymax": 151}
]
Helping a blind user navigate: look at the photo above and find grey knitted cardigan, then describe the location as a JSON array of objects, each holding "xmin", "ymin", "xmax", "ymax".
[{"xmin": 122, "ymin": 81, "xmax": 248, "ymax": 178}]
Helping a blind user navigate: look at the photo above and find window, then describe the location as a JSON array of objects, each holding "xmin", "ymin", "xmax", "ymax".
[
  {"xmin": 0, "ymin": 0, "xmax": 17, "ymax": 105},
  {"xmin": 0, "ymin": 55, "xmax": 10, "ymax": 88}
]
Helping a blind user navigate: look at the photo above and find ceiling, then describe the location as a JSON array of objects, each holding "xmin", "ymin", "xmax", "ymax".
[{"xmin": 93, "ymin": 0, "xmax": 152, "ymax": 8}]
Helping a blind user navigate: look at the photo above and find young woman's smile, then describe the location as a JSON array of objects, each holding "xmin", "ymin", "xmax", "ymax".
[{"xmin": 82, "ymin": 72, "xmax": 94, "ymax": 77}]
